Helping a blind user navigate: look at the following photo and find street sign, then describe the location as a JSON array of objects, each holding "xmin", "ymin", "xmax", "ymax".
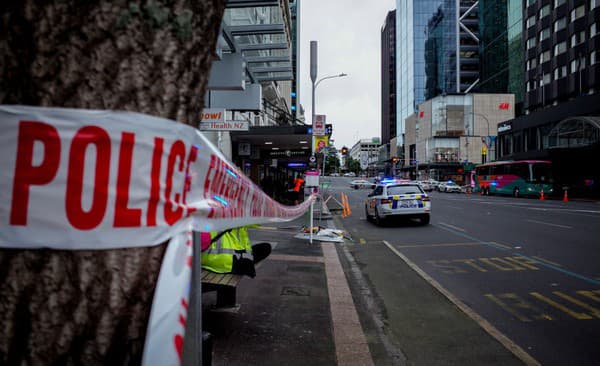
[
  {"xmin": 199, "ymin": 108, "xmax": 226, "ymax": 123},
  {"xmin": 313, "ymin": 114, "xmax": 326, "ymax": 136},
  {"xmin": 199, "ymin": 120, "xmax": 249, "ymax": 131}
]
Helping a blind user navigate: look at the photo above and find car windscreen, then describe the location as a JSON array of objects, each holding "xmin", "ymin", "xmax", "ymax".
[{"xmin": 386, "ymin": 185, "xmax": 424, "ymax": 195}]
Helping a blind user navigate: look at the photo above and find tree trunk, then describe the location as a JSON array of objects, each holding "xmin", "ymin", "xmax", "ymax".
[{"xmin": 0, "ymin": 1, "xmax": 224, "ymax": 364}]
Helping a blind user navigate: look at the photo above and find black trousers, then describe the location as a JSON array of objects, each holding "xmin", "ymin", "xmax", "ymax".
[{"xmin": 231, "ymin": 243, "xmax": 272, "ymax": 278}]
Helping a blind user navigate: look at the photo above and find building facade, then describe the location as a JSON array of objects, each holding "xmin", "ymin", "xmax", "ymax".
[
  {"xmin": 524, "ymin": 0, "xmax": 600, "ymax": 112},
  {"xmin": 396, "ymin": 0, "xmax": 480, "ymax": 151},
  {"xmin": 349, "ymin": 139, "xmax": 381, "ymax": 176},
  {"xmin": 495, "ymin": 0, "xmax": 600, "ymax": 198},
  {"xmin": 404, "ymin": 93, "xmax": 515, "ymax": 182},
  {"xmin": 381, "ymin": 10, "xmax": 397, "ymax": 149}
]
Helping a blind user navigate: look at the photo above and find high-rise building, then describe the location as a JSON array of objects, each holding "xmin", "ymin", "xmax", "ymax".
[
  {"xmin": 479, "ymin": 0, "xmax": 508, "ymax": 94},
  {"xmin": 396, "ymin": 0, "xmax": 480, "ymax": 149},
  {"xmin": 523, "ymin": 0, "xmax": 599, "ymax": 111},
  {"xmin": 381, "ymin": 10, "xmax": 397, "ymax": 149},
  {"xmin": 495, "ymin": 0, "xmax": 600, "ymax": 198},
  {"xmin": 290, "ymin": 0, "xmax": 301, "ymax": 122},
  {"xmin": 507, "ymin": 0, "xmax": 524, "ymax": 115}
]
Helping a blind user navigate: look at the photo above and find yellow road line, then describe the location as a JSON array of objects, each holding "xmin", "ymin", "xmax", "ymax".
[
  {"xmin": 530, "ymin": 292, "xmax": 593, "ymax": 320},
  {"xmin": 532, "ymin": 256, "xmax": 562, "ymax": 267},
  {"xmin": 552, "ymin": 291, "xmax": 600, "ymax": 318},
  {"xmin": 383, "ymin": 240, "xmax": 541, "ymax": 366},
  {"xmin": 489, "ymin": 241, "xmax": 512, "ymax": 250},
  {"xmin": 359, "ymin": 238, "xmax": 366, "ymax": 245},
  {"xmin": 395, "ymin": 242, "xmax": 481, "ymax": 249}
]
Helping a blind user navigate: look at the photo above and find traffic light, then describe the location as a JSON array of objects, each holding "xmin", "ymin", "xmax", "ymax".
[
  {"xmin": 341, "ymin": 146, "xmax": 348, "ymax": 155},
  {"xmin": 391, "ymin": 156, "xmax": 398, "ymax": 164}
]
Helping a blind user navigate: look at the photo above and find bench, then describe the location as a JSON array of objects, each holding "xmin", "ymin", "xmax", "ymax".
[{"xmin": 201, "ymin": 270, "xmax": 244, "ymax": 309}]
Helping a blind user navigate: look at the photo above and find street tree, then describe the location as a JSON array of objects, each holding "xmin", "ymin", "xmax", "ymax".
[{"xmin": 0, "ymin": 1, "xmax": 225, "ymax": 364}]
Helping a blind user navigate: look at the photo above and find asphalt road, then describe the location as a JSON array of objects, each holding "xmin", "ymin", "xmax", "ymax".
[{"xmin": 323, "ymin": 176, "xmax": 600, "ymax": 366}]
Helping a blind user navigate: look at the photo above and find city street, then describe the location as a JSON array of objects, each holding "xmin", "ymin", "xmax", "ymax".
[{"xmin": 325, "ymin": 176, "xmax": 600, "ymax": 366}]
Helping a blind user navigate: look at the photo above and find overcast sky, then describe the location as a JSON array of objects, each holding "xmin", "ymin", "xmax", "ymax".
[{"xmin": 299, "ymin": 0, "xmax": 396, "ymax": 150}]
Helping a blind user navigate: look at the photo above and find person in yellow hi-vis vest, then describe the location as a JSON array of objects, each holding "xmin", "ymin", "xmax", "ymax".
[{"xmin": 201, "ymin": 225, "xmax": 271, "ymax": 278}]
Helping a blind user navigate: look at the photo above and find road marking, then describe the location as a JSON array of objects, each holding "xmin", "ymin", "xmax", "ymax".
[
  {"xmin": 552, "ymin": 292, "xmax": 600, "ymax": 318},
  {"xmin": 577, "ymin": 290, "xmax": 600, "ymax": 303},
  {"xmin": 484, "ymin": 293, "xmax": 553, "ymax": 322},
  {"xmin": 529, "ymin": 292, "xmax": 593, "ymax": 320},
  {"xmin": 489, "ymin": 241, "xmax": 512, "ymax": 250},
  {"xmin": 532, "ymin": 256, "xmax": 562, "ymax": 267},
  {"xmin": 526, "ymin": 219, "xmax": 572, "ymax": 229},
  {"xmin": 396, "ymin": 242, "xmax": 481, "ymax": 249},
  {"xmin": 383, "ymin": 240, "xmax": 540, "ymax": 366},
  {"xmin": 359, "ymin": 238, "xmax": 366, "ymax": 244},
  {"xmin": 435, "ymin": 225, "xmax": 600, "ymax": 286},
  {"xmin": 438, "ymin": 222, "xmax": 466, "ymax": 232}
]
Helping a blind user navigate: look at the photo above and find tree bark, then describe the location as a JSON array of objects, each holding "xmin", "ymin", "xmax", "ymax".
[{"xmin": 0, "ymin": 1, "xmax": 225, "ymax": 364}]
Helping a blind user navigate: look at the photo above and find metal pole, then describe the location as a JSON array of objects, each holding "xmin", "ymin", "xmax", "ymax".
[{"xmin": 310, "ymin": 41, "xmax": 317, "ymax": 244}]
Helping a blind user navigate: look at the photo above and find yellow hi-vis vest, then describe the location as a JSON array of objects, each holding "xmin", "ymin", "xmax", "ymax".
[{"xmin": 201, "ymin": 227, "xmax": 254, "ymax": 274}]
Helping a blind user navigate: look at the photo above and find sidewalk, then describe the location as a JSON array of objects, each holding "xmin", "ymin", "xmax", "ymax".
[
  {"xmin": 199, "ymin": 212, "xmax": 526, "ymax": 366},
  {"xmin": 201, "ymin": 214, "xmax": 372, "ymax": 366}
]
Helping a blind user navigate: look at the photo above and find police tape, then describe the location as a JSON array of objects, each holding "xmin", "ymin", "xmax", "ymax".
[
  {"xmin": 0, "ymin": 105, "xmax": 316, "ymax": 249},
  {"xmin": 0, "ymin": 105, "xmax": 316, "ymax": 366}
]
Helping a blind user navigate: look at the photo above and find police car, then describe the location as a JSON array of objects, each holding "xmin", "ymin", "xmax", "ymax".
[{"xmin": 364, "ymin": 179, "xmax": 431, "ymax": 225}]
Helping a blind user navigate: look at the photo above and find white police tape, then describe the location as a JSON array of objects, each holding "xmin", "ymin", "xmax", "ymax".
[
  {"xmin": 0, "ymin": 105, "xmax": 315, "ymax": 249},
  {"xmin": 0, "ymin": 105, "xmax": 316, "ymax": 366}
]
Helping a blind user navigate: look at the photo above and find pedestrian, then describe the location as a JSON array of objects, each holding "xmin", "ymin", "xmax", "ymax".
[
  {"xmin": 201, "ymin": 225, "xmax": 271, "ymax": 278},
  {"xmin": 292, "ymin": 173, "xmax": 305, "ymax": 205}
]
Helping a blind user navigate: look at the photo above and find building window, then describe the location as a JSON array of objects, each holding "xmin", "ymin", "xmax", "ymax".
[
  {"xmin": 571, "ymin": 5, "xmax": 585, "ymax": 22},
  {"xmin": 527, "ymin": 58, "xmax": 537, "ymax": 70},
  {"xmin": 554, "ymin": 41, "xmax": 567, "ymax": 56},
  {"xmin": 527, "ymin": 16, "xmax": 536, "ymax": 29},
  {"xmin": 592, "ymin": 0, "xmax": 600, "ymax": 9},
  {"xmin": 527, "ymin": 80, "xmax": 537, "ymax": 92},
  {"xmin": 540, "ymin": 73, "xmax": 551, "ymax": 86},
  {"xmin": 571, "ymin": 31, "xmax": 587, "ymax": 47},
  {"xmin": 540, "ymin": 50, "xmax": 551, "ymax": 64},
  {"xmin": 527, "ymin": 0, "xmax": 536, "ymax": 7},
  {"xmin": 571, "ymin": 56, "xmax": 587, "ymax": 73},
  {"xmin": 555, "ymin": 0, "xmax": 566, "ymax": 7},
  {"xmin": 554, "ymin": 17, "xmax": 566, "ymax": 32},
  {"xmin": 527, "ymin": 36, "xmax": 537, "ymax": 49},
  {"xmin": 539, "ymin": 4, "xmax": 550, "ymax": 19},
  {"xmin": 591, "ymin": 50, "xmax": 597, "ymax": 65},
  {"xmin": 540, "ymin": 27, "xmax": 551, "ymax": 41},
  {"xmin": 554, "ymin": 65, "xmax": 567, "ymax": 79},
  {"xmin": 592, "ymin": 23, "xmax": 598, "ymax": 38}
]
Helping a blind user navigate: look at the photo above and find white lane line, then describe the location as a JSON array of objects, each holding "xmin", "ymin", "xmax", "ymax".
[
  {"xmin": 382, "ymin": 240, "xmax": 540, "ymax": 366},
  {"xmin": 438, "ymin": 222, "xmax": 466, "ymax": 232},
  {"xmin": 526, "ymin": 219, "xmax": 572, "ymax": 229}
]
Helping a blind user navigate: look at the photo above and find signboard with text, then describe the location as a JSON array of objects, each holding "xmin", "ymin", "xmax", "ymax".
[
  {"xmin": 313, "ymin": 114, "xmax": 326, "ymax": 136},
  {"xmin": 199, "ymin": 120, "xmax": 249, "ymax": 131}
]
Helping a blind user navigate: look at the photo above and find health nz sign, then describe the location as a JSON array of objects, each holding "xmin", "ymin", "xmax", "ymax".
[{"xmin": 199, "ymin": 108, "xmax": 248, "ymax": 131}]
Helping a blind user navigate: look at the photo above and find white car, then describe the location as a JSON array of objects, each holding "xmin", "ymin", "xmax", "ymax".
[
  {"xmin": 441, "ymin": 181, "xmax": 462, "ymax": 193},
  {"xmin": 364, "ymin": 181, "xmax": 431, "ymax": 225},
  {"xmin": 350, "ymin": 179, "xmax": 376, "ymax": 189}
]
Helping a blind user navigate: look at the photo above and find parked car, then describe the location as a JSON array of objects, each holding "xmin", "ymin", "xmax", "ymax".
[
  {"xmin": 441, "ymin": 181, "xmax": 462, "ymax": 193},
  {"xmin": 364, "ymin": 181, "xmax": 431, "ymax": 225},
  {"xmin": 343, "ymin": 172, "xmax": 356, "ymax": 177},
  {"xmin": 330, "ymin": 172, "xmax": 340, "ymax": 177},
  {"xmin": 350, "ymin": 179, "xmax": 376, "ymax": 189},
  {"xmin": 417, "ymin": 181, "xmax": 433, "ymax": 192}
]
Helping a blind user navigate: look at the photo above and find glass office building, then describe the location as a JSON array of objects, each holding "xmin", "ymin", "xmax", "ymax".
[
  {"xmin": 397, "ymin": 0, "xmax": 445, "ymax": 148},
  {"xmin": 396, "ymin": 0, "xmax": 479, "ymax": 148}
]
